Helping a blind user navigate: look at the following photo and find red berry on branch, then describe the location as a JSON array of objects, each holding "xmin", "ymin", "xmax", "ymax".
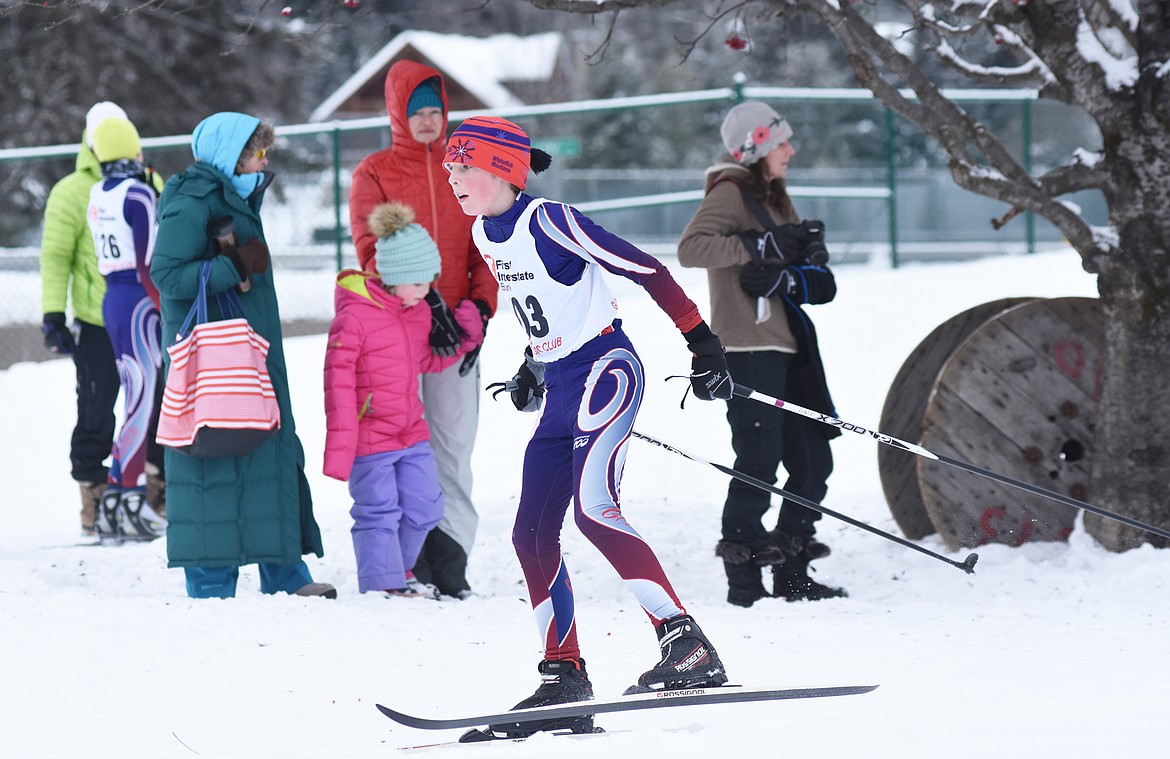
[
  {"xmin": 725, "ymin": 35, "xmax": 748, "ymax": 51},
  {"xmin": 281, "ymin": 6, "xmax": 293, "ymax": 16}
]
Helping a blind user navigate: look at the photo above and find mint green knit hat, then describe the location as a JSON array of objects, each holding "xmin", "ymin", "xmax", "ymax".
[{"xmin": 368, "ymin": 203, "xmax": 441, "ymax": 286}]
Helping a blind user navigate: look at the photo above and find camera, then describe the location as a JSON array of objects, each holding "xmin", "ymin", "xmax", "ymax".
[
  {"xmin": 770, "ymin": 219, "xmax": 829, "ymax": 266},
  {"xmin": 740, "ymin": 219, "xmax": 829, "ymax": 266}
]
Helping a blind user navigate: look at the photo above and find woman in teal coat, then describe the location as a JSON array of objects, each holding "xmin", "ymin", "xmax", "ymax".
[{"xmin": 152, "ymin": 111, "xmax": 333, "ymax": 599}]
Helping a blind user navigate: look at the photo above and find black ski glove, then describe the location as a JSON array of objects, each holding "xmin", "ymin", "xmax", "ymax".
[
  {"xmin": 684, "ymin": 322, "xmax": 733, "ymax": 401},
  {"xmin": 425, "ymin": 289, "xmax": 465, "ymax": 359},
  {"xmin": 488, "ymin": 348, "xmax": 545, "ymax": 412},
  {"xmin": 458, "ymin": 300, "xmax": 493, "ymax": 377},
  {"xmin": 42, "ymin": 312, "xmax": 76, "ymax": 355}
]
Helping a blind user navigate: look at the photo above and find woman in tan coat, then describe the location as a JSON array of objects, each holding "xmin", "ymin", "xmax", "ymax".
[{"xmin": 677, "ymin": 101, "xmax": 845, "ymax": 606}]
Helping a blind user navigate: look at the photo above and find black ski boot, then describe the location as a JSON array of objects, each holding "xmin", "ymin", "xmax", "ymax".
[
  {"xmin": 95, "ymin": 487, "xmax": 123, "ymax": 543},
  {"xmin": 117, "ymin": 488, "xmax": 168, "ymax": 542},
  {"xmin": 625, "ymin": 614, "xmax": 728, "ymax": 694},
  {"xmin": 486, "ymin": 658, "xmax": 596, "ymax": 738},
  {"xmin": 773, "ymin": 555, "xmax": 847, "ymax": 602}
]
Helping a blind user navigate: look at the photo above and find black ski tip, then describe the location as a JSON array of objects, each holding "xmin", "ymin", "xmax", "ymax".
[
  {"xmin": 959, "ymin": 552, "xmax": 979, "ymax": 574},
  {"xmin": 375, "ymin": 704, "xmax": 395, "ymax": 719}
]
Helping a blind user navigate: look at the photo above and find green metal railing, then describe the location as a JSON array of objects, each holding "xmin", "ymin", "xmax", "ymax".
[{"xmin": 1, "ymin": 81, "xmax": 1040, "ymax": 270}]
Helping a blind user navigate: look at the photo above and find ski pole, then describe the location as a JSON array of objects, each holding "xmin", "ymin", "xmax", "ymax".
[
  {"xmin": 730, "ymin": 383, "xmax": 1170, "ymax": 543},
  {"xmin": 631, "ymin": 430, "xmax": 978, "ymax": 574}
]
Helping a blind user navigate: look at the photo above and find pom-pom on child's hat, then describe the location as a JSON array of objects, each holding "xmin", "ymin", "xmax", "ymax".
[
  {"xmin": 445, "ymin": 116, "xmax": 551, "ymax": 190},
  {"xmin": 720, "ymin": 101, "xmax": 794, "ymax": 166},
  {"xmin": 85, "ymin": 101, "xmax": 127, "ymax": 149},
  {"xmin": 407, "ymin": 79, "xmax": 443, "ymax": 117},
  {"xmin": 92, "ymin": 117, "xmax": 142, "ymax": 162},
  {"xmin": 368, "ymin": 203, "xmax": 442, "ymax": 286}
]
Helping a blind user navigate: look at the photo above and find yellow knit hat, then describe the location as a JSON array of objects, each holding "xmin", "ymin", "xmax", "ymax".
[{"xmin": 92, "ymin": 117, "xmax": 142, "ymax": 162}]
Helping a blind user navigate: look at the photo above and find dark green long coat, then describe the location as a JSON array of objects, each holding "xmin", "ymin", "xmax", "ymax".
[{"xmin": 151, "ymin": 163, "xmax": 323, "ymax": 568}]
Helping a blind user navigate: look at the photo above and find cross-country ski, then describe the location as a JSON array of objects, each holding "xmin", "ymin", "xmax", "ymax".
[{"xmin": 377, "ymin": 684, "xmax": 878, "ymax": 732}]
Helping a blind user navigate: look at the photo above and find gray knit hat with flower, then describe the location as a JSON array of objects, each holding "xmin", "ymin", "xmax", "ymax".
[
  {"xmin": 368, "ymin": 203, "xmax": 442, "ymax": 286},
  {"xmin": 720, "ymin": 101, "xmax": 794, "ymax": 166}
]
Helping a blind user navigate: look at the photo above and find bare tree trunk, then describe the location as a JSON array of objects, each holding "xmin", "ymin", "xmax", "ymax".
[{"xmin": 1088, "ymin": 263, "xmax": 1170, "ymax": 549}]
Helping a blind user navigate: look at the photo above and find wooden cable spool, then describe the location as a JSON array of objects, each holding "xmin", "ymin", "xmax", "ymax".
[
  {"xmin": 917, "ymin": 297, "xmax": 1102, "ymax": 549},
  {"xmin": 878, "ymin": 298, "xmax": 1035, "ymax": 539}
]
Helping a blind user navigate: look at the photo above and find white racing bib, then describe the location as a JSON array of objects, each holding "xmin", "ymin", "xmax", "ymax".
[
  {"xmin": 473, "ymin": 199, "xmax": 619, "ymax": 362},
  {"xmin": 88, "ymin": 178, "xmax": 156, "ymax": 276}
]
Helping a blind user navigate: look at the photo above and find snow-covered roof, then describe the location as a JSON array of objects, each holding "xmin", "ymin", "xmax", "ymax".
[{"xmin": 309, "ymin": 30, "xmax": 564, "ymax": 122}]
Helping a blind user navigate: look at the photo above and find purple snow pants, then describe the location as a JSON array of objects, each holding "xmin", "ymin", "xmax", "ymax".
[
  {"xmin": 514, "ymin": 325, "xmax": 685, "ymax": 660},
  {"xmin": 348, "ymin": 442, "xmax": 444, "ymax": 593}
]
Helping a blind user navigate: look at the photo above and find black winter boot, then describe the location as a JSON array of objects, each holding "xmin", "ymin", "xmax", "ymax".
[
  {"xmin": 626, "ymin": 615, "xmax": 728, "ymax": 694},
  {"xmin": 487, "ymin": 658, "xmax": 595, "ymax": 737},
  {"xmin": 772, "ymin": 555, "xmax": 847, "ymax": 602},
  {"xmin": 769, "ymin": 528, "xmax": 831, "ymax": 562},
  {"xmin": 716, "ymin": 541, "xmax": 768, "ymax": 607}
]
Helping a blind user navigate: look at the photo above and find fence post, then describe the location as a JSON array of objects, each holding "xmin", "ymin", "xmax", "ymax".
[
  {"xmin": 1022, "ymin": 99, "xmax": 1035, "ymax": 254},
  {"xmin": 732, "ymin": 72, "xmax": 746, "ymax": 103},
  {"xmin": 884, "ymin": 106, "xmax": 900, "ymax": 268},
  {"xmin": 331, "ymin": 122, "xmax": 344, "ymax": 270}
]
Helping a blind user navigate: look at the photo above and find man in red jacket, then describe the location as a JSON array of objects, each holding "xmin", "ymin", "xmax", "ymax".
[{"xmin": 349, "ymin": 60, "xmax": 498, "ymax": 599}]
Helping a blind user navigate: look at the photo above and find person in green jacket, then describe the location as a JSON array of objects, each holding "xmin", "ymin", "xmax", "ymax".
[
  {"xmin": 151, "ymin": 111, "xmax": 334, "ymax": 600},
  {"xmin": 39, "ymin": 101, "xmax": 136, "ymax": 537}
]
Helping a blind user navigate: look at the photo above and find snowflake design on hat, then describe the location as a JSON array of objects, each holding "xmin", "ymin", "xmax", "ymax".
[{"xmin": 446, "ymin": 138, "xmax": 476, "ymax": 165}]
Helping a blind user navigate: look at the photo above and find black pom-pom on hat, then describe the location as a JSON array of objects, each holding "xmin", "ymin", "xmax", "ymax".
[{"xmin": 530, "ymin": 148, "xmax": 553, "ymax": 175}]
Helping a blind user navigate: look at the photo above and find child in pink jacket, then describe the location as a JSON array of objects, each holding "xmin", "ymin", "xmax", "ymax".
[{"xmin": 323, "ymin": 203, "xmax": 483, "ymax": 598}]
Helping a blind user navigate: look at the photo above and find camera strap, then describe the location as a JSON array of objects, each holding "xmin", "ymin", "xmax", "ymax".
[{"xmin": 711, "ymin": 176, "xmax": 779, "ymax": 237}]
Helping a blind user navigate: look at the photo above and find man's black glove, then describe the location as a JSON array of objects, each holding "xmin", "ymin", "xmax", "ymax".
[
  {"xmin": 739, "ymin": 260, "xmax": 787, "ymax": 299},
  {"xmin": 458, "ymin": 300, "xmax": 493, "ymax": 377},
  {"xmin": 425, "ymin": 289, "xmax": 465, "ymax": 359},
  {"xmin": 683, "ymin": 322, "xmax": 732, "ymax": 401},
  {"xmin": 42, "ymin": 312, "xmax": 76, "ymax": 355},
  {"xmin": 487, "ymin": 348, "xmax": 545, "ymax": 412}
]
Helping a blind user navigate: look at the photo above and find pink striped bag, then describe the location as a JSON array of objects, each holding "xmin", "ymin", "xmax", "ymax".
[{"xmin": 156, "ymin": 261, "xmax": 280, "ymax": 457}]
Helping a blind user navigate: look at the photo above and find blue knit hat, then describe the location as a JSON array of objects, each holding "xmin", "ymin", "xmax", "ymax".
[
  {"xmin": 406, "ymin": 80, "xmax": 443, "ymax": 117},
  {"xmin": 368, "ymin": 203, "xmax": 441, "ymax": 286}
]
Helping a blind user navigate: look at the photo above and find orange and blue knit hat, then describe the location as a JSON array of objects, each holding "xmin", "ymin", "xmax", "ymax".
[{"xmin": 445, "ymin": 116, "xmax": 534, "ymax": 189}]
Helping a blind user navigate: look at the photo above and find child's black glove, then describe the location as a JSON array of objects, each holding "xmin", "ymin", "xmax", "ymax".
[
  {"xmin": 488, "ymin": 348, "xmax": 545, "ymax": 412},
  {"xmin": 425, "ymin": 289, "xmax": 465, "ymax": 359},
  {"xmin": 683, "ymin": 322, "xmax": 732, "ymax": 401}
]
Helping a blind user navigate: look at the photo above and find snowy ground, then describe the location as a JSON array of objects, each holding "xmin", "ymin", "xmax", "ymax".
[{"xmin": 3, "ymin": 249, "xmax": 1167, "ymax": 758}]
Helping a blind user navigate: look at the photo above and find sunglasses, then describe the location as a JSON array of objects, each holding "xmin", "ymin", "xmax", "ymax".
[{"xmin": 253, "ymin": 148, "xmax": 268, "ymax": 160}]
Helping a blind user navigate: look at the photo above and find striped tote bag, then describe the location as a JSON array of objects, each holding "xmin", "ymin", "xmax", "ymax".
[{"xmin": 156, "ymin": 261, "xmax": 280, "ymax": 457}]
